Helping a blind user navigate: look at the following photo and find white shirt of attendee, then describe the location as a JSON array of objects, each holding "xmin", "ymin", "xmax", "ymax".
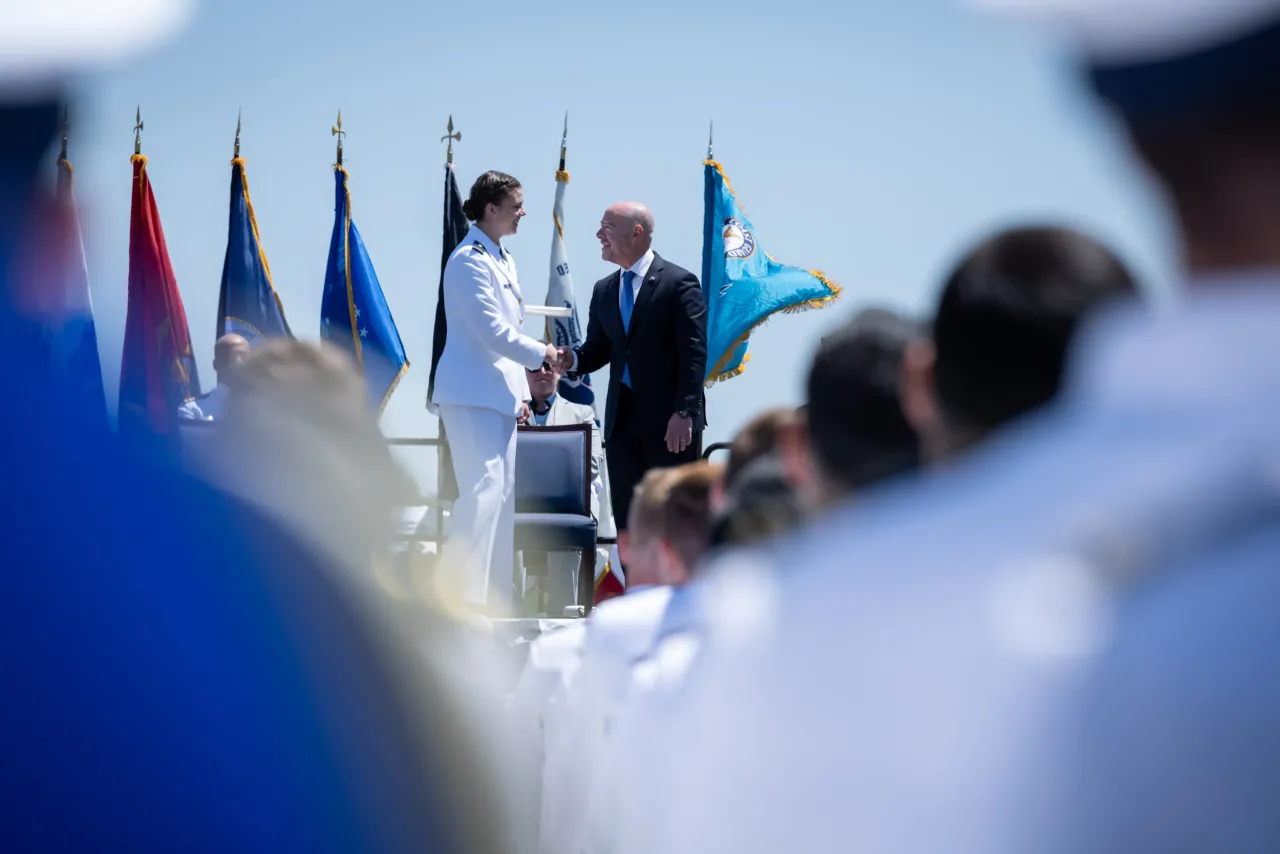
[
  {"xmin": 538, "ymin": 500, "xmax": 697, "ymax": 854},
  {"xmin": 178, "ymin": 333, "xmax": 250, "ymax": 421}
]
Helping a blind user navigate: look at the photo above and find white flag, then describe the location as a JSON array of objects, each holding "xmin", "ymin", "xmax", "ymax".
[{"xmin": 546, "ymin": 170, "xmax": 595, "ymax": 410}]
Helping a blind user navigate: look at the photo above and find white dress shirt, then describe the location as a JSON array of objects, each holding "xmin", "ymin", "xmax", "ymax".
[{"xmin": 620, "ymin": 249, "xmax": 655, "ymax": 311}]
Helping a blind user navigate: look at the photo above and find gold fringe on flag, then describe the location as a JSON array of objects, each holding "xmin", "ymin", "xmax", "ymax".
[{"xmin": 232, "ymin": 157, "xmax": 292, "ymax": 331}]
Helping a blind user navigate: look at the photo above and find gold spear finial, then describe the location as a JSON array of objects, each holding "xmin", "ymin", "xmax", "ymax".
[
  {"xmin": 441, "ymin": 115, "xmax": 461, "ymax": 164},
  {"xmin": 134, "ymin": 106, "xmax": 144, "ymax": 155},
  {"xmin": 234, "ymin": 108, "xmax": 242, "ymax": 158},
  {"xmin": 58, "ymin": 106, "xmax": 69, "ymax": 164},
  {"xmin": 332, "ymin": 109, "xmax": 345, "ymax": 165},
  {"xmin": 559, "ymin": 111, "xmax": 568, "ymax": 173}
]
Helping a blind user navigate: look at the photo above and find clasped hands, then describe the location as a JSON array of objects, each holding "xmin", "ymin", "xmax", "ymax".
[{"xmin": 542, "ymin": 344, "xmax": 575, "ymax": 373}]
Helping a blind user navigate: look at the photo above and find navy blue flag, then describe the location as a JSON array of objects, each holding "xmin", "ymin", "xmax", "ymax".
[
  {"xmin": 320, "ymin": 165, "xmax": 408, "ymax": 416},
  {"xmin": 217, "ymin": 157, "xmax": 291, "ymax": 345}
]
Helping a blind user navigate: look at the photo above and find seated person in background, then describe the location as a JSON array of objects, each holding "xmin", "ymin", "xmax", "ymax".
[
  {"xmin": 179, "ymin": 333, "xmax": 250, "ymax": 421},
  {"xmin": 708, "ymin": 407, "xmax": 808, "ymax": 548},
  {"xmin": 517, "ymin": 357, "xmax": 605, "ymax": 614},
  {"xmin": 901, "ymin": 225, "xmax": 1139, "ymax": 463},
  {"xmin": 721, "ymin": 406, "xmax": 799, "ymax": 490},
  {"xmin": 784, "ymin": 307, "xmax": 922, "ymax": 509},
  {"xmin": 708, "ymin": 453, "xmax": 805, "ymax": 548},
  {"xmin": 519, "ymin": 356, "xmax": 604, "ymax": 517}
]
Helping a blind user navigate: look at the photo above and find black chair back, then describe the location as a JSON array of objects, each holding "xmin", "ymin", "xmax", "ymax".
[{"xmin": 513, "ymin": 424, "xmax": 592, "ymax": 515}]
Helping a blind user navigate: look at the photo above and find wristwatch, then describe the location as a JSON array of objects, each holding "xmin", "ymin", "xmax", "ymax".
[{"xmin": 675, "ymin": 408, "xmax": 692, "ymax": 419}]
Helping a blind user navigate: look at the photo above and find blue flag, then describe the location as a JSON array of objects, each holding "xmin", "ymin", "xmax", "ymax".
[
  {"xmin": 320, "ymin": 166, "xmax": 409, "ymax": 416},
  {"xmin": 701, "ymin": 158, "xmax": 841, "ymax": 382},
  {"xmin": 217, "ymin": 158, "xmax": 291, "ymax": 345}
]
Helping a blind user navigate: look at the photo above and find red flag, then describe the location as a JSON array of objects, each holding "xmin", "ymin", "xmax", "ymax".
[
  {"xmin": 118, "ymin": 154, "xmax": 200, "ymax": 436},
  {"xmin": 593, "ymin": 544, "xmax": 625, "ymax": 606}
]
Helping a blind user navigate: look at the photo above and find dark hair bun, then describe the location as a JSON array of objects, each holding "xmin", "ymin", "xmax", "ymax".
[{"xmin": 464, "ymin": 171, "xmax": 521, "ymax": 223}]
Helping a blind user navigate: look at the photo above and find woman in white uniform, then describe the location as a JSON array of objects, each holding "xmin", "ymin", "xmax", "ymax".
[{"xmin": 432, "ymin": 171, "xmax": 563, "ymax": 608}]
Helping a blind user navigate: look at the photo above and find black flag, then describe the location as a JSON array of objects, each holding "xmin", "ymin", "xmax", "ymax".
[
  {"xmin": 427, "ymin": 162, "xmax": 469, "ymax": 408},
  {"xmin": 429, "ymin": 162, "xmax": 470, "ymax": 501}
]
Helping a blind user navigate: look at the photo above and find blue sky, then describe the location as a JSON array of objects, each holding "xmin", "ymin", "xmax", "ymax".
[{"xmin": 65, "ymin": 0, "xmax": 1177, "ymax": 494}]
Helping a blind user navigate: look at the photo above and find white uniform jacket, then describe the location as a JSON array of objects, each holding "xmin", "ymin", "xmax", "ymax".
[{"xmin": 432, "ymin": 225, "xmax": 546, "ymax": 416}]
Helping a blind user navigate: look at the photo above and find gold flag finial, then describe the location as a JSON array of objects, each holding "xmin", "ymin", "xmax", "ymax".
[
  {"xmin": 441, "ymin": 115, "xmax": 461, "ymax": 164},
  {"xmin": 332, "ymin": 109, "xmax": 345, "ymax": 165},
  {"xmin": 134, "ymin": 106, "xmax": 144, "ymax": 155},
  {"xmin": 59, "ymin": 106, "xmax": 69, "ymax": 164},
  {"xmin": 234, "ymin": 108, "xmax": 242, "ymax": 158},
  {"xmin": 559, "ymin": 111, "xmax": 568, "ymax": 172}
]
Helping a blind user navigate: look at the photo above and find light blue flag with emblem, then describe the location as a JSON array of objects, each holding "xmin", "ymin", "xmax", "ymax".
[
  {"xmin": 701, "ymin": 157, "xmax": 841, "ymax": 382},
  {"xmin": 320, "ymin": 165, "xmax": 408, "ymax": 416}
]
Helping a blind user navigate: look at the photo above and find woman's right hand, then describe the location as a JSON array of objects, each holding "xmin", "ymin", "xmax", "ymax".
[{"xmin": 543, "ymin": 343, "xmax": 563, "ymax": 370}]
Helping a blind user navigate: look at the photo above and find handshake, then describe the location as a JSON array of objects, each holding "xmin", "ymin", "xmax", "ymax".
[{"xmin": 542, "ymin": 344, "xmax": 575, "ymax": 374}]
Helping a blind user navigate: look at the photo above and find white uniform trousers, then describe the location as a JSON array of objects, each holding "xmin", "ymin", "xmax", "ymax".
[{"xmin": 439, "ymin": 404, "xmax": 519, "ymax": 607}]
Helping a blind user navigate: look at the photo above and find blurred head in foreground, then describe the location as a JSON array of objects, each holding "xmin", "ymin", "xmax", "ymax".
[
  {"xmin": 902, "ymin": 226, "xmax": 1138, "ymax": 462},
  {"xmin": 1012, "ymin": 0, "xmax": 1280, "ymax": 277},
  {"xmin": 797, "ymin": 307, "xmax": 921, "ymax": 506},
  {"xmin": 622, "ymin": 462, "xmax": 721, "ymax": 588},
  {"xmin": 709, "ymin": 452, "xmax": 805, "ymax": 549},
  {"xmin": 1, "ymin": 10, "xmax": 509, "ymax": 849},
  {"xmin": 212, "ymin": 339, "xmax": 417, "ymax": 570}
]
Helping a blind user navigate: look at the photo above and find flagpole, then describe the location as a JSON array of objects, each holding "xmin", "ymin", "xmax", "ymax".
[
  {"xmin": 441, "ymin": 115, "xmax": 460, "ymax": 164},
  {"xmin": 58, "ymin": 107, "xmax": 69, "ymax": 166},
  {"xmin": 332, "ymin": 110, "xmax": 344, "ymax": 166},
  {"xmin": 559, "ymin": 111, "xmax": 568, "ymax": 173}
]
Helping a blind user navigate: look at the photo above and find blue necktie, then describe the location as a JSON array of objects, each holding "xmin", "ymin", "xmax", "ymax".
[{"xmin": 620, "ymin": 270, "xmax": 636, "ymax": 387}]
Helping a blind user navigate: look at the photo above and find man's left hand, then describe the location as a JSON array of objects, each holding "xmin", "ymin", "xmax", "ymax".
[
  {"xmin": 665, "ymin": 413, "xmax": 693, "ymax": 454},
  {"xmin": 517, "ymin": 401, "xmax": 531, "ymax": 425}
]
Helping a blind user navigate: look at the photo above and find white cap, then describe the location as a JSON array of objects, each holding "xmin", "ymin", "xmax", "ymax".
[
  {"xmin": 0, "ymin": 0, "xmax": 195, "ymax": 91},
  {"xmin": 975, "ymin": 0, "xmax": 1280, "ymax": 64}
]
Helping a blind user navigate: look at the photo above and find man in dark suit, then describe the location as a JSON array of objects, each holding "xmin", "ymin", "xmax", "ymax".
[{"xmin": 563, "ymin": 201, "xmax": 708, "ymax": 544}]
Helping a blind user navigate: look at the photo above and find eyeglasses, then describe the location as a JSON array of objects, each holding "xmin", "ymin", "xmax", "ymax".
[{"xmin": 529, "ymin": 362, "xmax": 553, "ymax": 373}]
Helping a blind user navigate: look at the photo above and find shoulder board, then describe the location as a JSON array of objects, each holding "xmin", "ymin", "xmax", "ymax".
[{"xmin": 471, "ymin": 240, "xmax": 487, "ymax": 256}]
